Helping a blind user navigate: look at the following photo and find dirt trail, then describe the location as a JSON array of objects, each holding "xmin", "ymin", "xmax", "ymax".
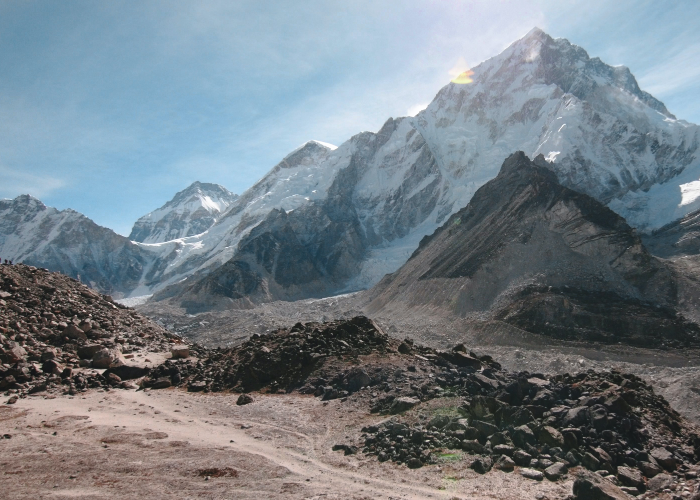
[{"xmin": 1, "ymin": 389, "xmax": 573, "ymax": 499}]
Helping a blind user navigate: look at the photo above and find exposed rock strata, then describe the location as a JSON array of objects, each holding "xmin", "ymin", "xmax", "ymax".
[{"xmin": 367, "ymin": 152, "xmax": 700, "ymax": 347}]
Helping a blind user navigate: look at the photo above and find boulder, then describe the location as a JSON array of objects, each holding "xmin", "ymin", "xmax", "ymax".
[
  {"xmin": 390, "ymin": 397, "xmax": 419, "ymax": 414},
  {"xmin": 42, "ymin": 359, "xmax": 63, "ymax": 375},
  {"xmin": 470, "ymin": 457, "xmax": 492, "ymax": 474},
  {"xmin": 650, "ymin": 447, "xmax": 676, "ymax": 471},
  {"xmin": 2, "ymin": 343, "xmax": 26, "ymax": 363},
  {"xmin": 150, "ymin": 377, "xmax": 172, "ymax": 389},
  {"xmin": 236, "ymin": 394, "xmax": 254, "ymax": 406},
  {"xmin": 581, "ymin": 452, "xmax": 601, "ymax": 471},
  {"xmin": 64, "ymin": 323, "xmax": 87, "ymax": 341},
  {"xmin": 346, "ymin": 368, "xmax": 371, "ymax": 392},
  {"xmin": 647, "ymin": 473, "xmax": 673, "ymax": 492},
  {"xmin": 544, "ymin": 462, "xmax": 567, "ymax": 481},
  {"xmin": 512, "ymin": 425, "xmax": 536, "ymax": 448},
  {"xmin": 462, "ymin": 440, "xmax": 485, "ymax": 454},
  {"xmin": 513, "ymin": 449, "xmax": 532, "ymax": 466},
  {"xmin": 520, "ymin": 468, "xmax": 544, "ymax": 481},
  {"xmin": 77, "ymin": 344, "xmax": 103, "ymax": 360},
  {"xmin": 563, "ymin": 406, "xmax": 589, "ymax": 427},
  {"xmin": 573, "ymin": 472, "xmax": 629, "ymax": 500},
  {"xmin": 538, "ymin": 426, "xmax": 565, "ymax": 447},
  {"xmin": 616, "ymin": 466, "xmax": 644, "ymax": 489},
  {"xmin": 92, "ymin": 348, "xmax": 124, "ymax": 369},
  {"xmin": 171, "ymin": 347, "xmax": 190, "ymax": 359},
  {"xmin": 471, "ymin": 419, "xmax": 499, "ymax": 437},
  {"xmin": 637, "ymin": 460, "xmax": 662, "ymax": 478},
  {"xmin": 493, "ymin": 455, "xmax": 515, "ymax": 471}
]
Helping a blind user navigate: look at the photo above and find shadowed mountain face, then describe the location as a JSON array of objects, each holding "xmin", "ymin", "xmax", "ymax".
[
  {"xmin": 367, "ymin": 152, "xmax": 700, "ymax": 348},
  {"xmin": 642, "ymin": 208, "xmax": 700, "ymax": 258}
]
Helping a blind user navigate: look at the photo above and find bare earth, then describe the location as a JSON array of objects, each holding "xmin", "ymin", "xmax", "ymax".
[{"xmin": 1, "ymin": 388, "xmax": 573, "ymax": 500}]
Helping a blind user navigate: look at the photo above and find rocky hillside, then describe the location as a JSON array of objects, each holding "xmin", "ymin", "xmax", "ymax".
[
  {"xmin": 0, "ymin": 263, "xmax": 195, "ymax": 397},
  {"xmin": 366, "ymin": 152, "xmax": 700, "ymax": 348},
  {"xmin": 129, "ymin": 181, "xmax": 238, "ymax": 244},
  {"xmin": 133, "ymin": 314, "xmax": 699, "ymax": 498}
]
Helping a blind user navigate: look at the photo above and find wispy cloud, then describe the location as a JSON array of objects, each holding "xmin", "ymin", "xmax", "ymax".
[
  {"xmin": 0, "ymin": 164, "xmax": 66, "ymax": 199},
  {"xmin": 638, "ymin": 42, "xmax": 700, "ymax": 96},
  {"xmin": 407, "ymin": 103, "xmax": 429, "ymax": 117}
]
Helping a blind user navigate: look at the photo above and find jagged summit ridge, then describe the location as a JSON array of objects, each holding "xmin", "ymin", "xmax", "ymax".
[{"xmin": 129, "ymin": 181, "xmax": 238, "ymax": 244}]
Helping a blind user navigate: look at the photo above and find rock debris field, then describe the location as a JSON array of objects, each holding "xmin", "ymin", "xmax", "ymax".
[{"xmin": 1, "ymin": 263, "xmax": 700, "ymax": 499}]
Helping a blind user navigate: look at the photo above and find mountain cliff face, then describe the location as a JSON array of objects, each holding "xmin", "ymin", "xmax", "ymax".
[
  {"xmin": 366, "ymin": 152, "xmax": 700, "ymax": 348},
  {"xmin": 129, "ymin": 182, "xmax": 238, "ymax": 244},
  {"xmin": 0, "ymin": 195, "xmax": 166, "ymax": 296}
]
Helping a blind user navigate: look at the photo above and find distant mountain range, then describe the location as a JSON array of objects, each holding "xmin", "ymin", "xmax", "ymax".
[{"xmin": 2, "ymin": 28, "xmax": 700, "ymax": 319}]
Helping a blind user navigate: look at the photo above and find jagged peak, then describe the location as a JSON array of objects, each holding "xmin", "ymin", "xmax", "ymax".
[{"xmin": 1, "ymin": 194, "xmax": 48, "ymax": 211}]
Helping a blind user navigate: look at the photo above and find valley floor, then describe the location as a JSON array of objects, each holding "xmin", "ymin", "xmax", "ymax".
[
  {"xmin": 1, "ymin": 388, "xmax": 572, "ymax": 500},
  {"xmin": 139, "ymin": 295, "xmax": 700, "ymax": 424}
]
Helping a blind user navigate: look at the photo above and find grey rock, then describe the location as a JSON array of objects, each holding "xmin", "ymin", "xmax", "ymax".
[
  {"xmin": 573, "ymin": 471, "xmax": 629, "ymax": 500},
  {"xmin": 493, "ymin": 455, "xmax": 515, "ymax": 471},
  {"xmin": 236, "ymin": 394, "xmax": 254, "ymax": 406},
  {"xmin": 520, "ymin": 468, "xmax": 544, "ymax": 481},
  {"xmin": 513, "ymin": 449, "xmax": 533, "ymax": 466},
  {"xmin": 470, "ymin": 457, "xmax": 492, "ymax": 474},
  {"xmin": 647, "ymin": 473, "xmax": 673, "ymax": 492},
  {"xmin": 616, "ymin": 466, "xmax": 644, "ymax": 488},
  {"xmin": 650, "ymin": 447, "xmax": 676, "ymax": 471},
  {"xmin": 544, "ymin": 462, "xmax": 567, "ymax": 481},
  {"xmin": 390, "ymin": 397, "xmax": 419, "ymax": 414}
]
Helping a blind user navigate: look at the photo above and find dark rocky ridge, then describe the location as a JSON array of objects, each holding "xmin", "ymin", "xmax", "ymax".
[{"xmin": 367, "ymin": 152, "xmax": 700, "ymax": 348}]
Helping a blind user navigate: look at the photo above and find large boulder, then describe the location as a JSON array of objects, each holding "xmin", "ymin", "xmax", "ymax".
[
  {"xmin": 573, "ymin": 471, "xmax": 629, "ymax": 500},
  {"xmin": 390, "ymin": 397, "xmax": 419, "ymax": 414},
  {"xmin": 92, "ymin": 348, "xmax": 125, "ymax": 369}
]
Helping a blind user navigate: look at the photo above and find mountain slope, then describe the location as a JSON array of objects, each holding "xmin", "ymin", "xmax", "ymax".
[
  {"xmin": 0, "ymin": 195, "xmax": 167, "ymax": 296},
  {"xmin": 366, "ymin": 152, "xmax": 700, "ymax": 348},
  {"xmin": 129, "ymin": 182, "xmax": 238, "ymax": 244}
]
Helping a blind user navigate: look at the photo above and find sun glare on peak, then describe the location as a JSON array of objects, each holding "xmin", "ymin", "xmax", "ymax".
[{"xmin": 451, "ymin": 70, "xmax": 474, "ymax": 84}]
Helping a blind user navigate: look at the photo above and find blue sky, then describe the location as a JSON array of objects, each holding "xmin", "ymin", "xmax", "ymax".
[{"xmin": 1, "ymin": 0, "xmax": 699, "ymax": 236}]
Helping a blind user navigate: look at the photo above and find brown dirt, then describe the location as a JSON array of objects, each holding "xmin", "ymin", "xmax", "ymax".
[{"xmin": 0, "ymin": 388, "xmax": 575, "ymax": 500}]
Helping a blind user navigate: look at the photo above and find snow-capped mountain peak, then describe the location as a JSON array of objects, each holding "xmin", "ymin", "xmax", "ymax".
[{"xmin": 129, "ymin": 182, "xmax": 238, "ymax": 244}]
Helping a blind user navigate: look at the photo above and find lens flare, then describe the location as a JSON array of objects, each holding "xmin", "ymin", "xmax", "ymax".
[{"xmin": 451, "ymin": 69, "xmax": 474, "ymax": 84}]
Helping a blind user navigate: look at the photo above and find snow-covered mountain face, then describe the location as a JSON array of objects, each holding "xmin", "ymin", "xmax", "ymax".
[
  {"xmin": 413, "ymin": 28, "xmax": 699, "ymax": 231},
  {"xmin": 5, "ymin": 28, "xmax": 700, "ymax": 304},
  {"xmin": 129, "ymin": 182, "xmax": 238, "ymax": 243},
  {"xmin": 0, "ymin": 195, "xmax": 165, "ymax": 296},
  {"xmin": 155, "ymin": 28, "xmax": 700, "ymax": 308}
]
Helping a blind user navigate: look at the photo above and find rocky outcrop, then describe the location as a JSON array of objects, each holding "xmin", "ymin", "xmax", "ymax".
[
  {"xmin": 643, "ymin": 208, "xmax": 700, "ymax": 258},
  {"xmin": 367, "ymin": 152, "xmax": 700, "ymax": 347}
]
